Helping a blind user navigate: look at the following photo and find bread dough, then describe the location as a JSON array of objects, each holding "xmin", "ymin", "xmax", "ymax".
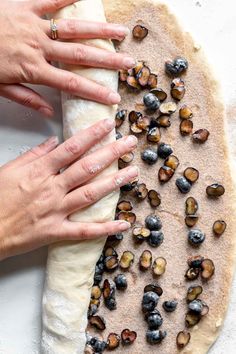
[
  {"xmin": 84, "ymin": 1, "xmax": 236, "ymax": 353},
  {"xmin": 41, "ymin": 1, "xmax": 119, "ymax": 353}
]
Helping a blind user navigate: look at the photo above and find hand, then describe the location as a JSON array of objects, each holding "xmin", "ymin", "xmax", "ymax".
[
  {"xmin": 0, "ymin": 0, "xmax": 134, "ymax": 116},
  {"xmin": 0, "ymin": 118, "xmax": 138, "ymax": 261}
]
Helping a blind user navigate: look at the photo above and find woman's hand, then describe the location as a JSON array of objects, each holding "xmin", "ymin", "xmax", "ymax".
[
  {"xmin": 0, "ymin": 0, "xmax": 134, "ymax": 116},
  {"xmin": 0, "ymin": 118, "xmax": 138, "ymax": 261}
]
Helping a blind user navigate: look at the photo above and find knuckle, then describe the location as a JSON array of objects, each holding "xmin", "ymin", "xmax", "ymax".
[
  {"xmin": 64, "ymin": 139, "xmax": 81, "ymax": 156},
  {"xmin": 65, "ymin": 19, "xmax": 77, "ymax": 34},
  {"xmin": 73, "ymin": 45, "xmax": 86, "ymax": 63},
  {"xmin": 113, "ymin": 173, "xmax": 121, "ymax": 188},
  {"xmin": 80, "ymin": 158, "xmax": 93, "ymax": 176},
  {"xmin": 89, "ymin": 124, "xmax": 104, "ymax": 140},
  {"xmin": 29, "ymin": 40, "xmax": 41, "ymax": 51},
  {"xmin": 20, "ymin": 62, "xmax": 39, "ymax": 83},
  {"xmin": 29, "ymin": 146, "xmax": 43, "ymax": 158},
  {"xmin": 79, "ymin": 227, "xmax": 89, "ymax": 240},
  {"xmin": 96, "ymin": 85, "xmax": 108, "ymax": 100},
  {"xmin": 26, "ymin": 161, "xmax": 45, "ymax": 180},
  {"xmin": 66, "ymin": 76, "xmax": 79, "ymax": 93},
  {"xmin": 108, "ymin": 54, "xmax": 119, "ymax": 68},
  {"xmin": 83, "ymin": 188, "xmax": 97, "ymax": 204},
  {"xmin": 100, "ymin": 23, "xmax": 110, "ymax": 37},
  {"xmin": 47, "ymin": 0, "xmax": 63, "ymax": 8},
  {"xmin": 111, "ymin": 143, "xmax": 122, "ymax": 159},
  {"xmin": 20, "ymin": 93, "xmax": 36, "ymax": 108}
]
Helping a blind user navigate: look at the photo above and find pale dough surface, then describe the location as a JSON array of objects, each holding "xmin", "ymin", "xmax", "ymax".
[
  {"xmin": 41, "ymin": 1, "xmax": 119, "ymax": 353},
  {"xmin": 85, "ymin": 1, "xmax": 236, "ymax": 353}
]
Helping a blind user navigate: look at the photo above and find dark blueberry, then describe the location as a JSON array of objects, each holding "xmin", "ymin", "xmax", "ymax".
[
  {"xmin": 148, "ymin": 231, "xmax": 164, "ymax": 247},
  {"xmin": 188, "ymin": 229, "xmax": 205, "ymax": 245},
  {"xmin": 188, "ymin": 300, "xmax": 203, "ymax": 314},
  {"xmin": 148, "ymin": 118, "xmax": 159, "ymax": 130},
  {"xmin": 94, "ymin": 273, "xmax": 103, "ymax": 285},
  {"xmin": 146, "ymin": 330, "xmax": 167, "ymax": 344},
  {"xmin": 165, "ymin": 57, "xmax": 188, "ymax": 76},
  {"xmin": 165, "ymin": 62, "xmax": 178, "ymax": 76},
  {"xmin": 142, "ymin": 291, "xmax": 159, "ymax": 312},
  {"xmin": 175, "ymin": 57, "xmax": 188, "ymax": 70},
  {"xmin": 114, "ymin": 233, "xmax": 123, "ymax": 241},
  {"xmin": 176, "ymin": 177, "xmax": 191, "ymax": 193},
  {"xmin": 187, "ymin": 255, "xmax": 204, "ymax": 268},
  {"xmin": 106, "ymin": 233, "xmax": 123, "ymax": 247},
  {"xmin": 88, "ymin": 304, "xmax": 99, "ymax": 317},
  {"xmin": 97, "ymin": 254, "xmax": 105, "ymax": 264},
  {"xmin": 86, "ymin": 332, "xmax": 93, "ymax": 344},
  {"xmin": 120, "ymin": 180, "xmax": 137, "ymax": 192},
  {"xmin": 141, "ymin": 148, "xmax": 158, "ymax": 165},
  {"xmin": 105, "ymin": 297, "xmax": 117, "ymax": 311},
  {"xmin": 162, "ymin": 300, "xmax": 178, "ymax": 312},
  {"xmin": 116, "ymin": 110, "xmax": 127, "ymax": 121},
  {"xmin": 89, "ymin": 337, "xmax": 107, "ymax": 352},
  {"xmin": 143, "ymin": 93, "xmax": 160, "ymax": 111},
  {"xmin": 157, "ymin": 143, "xmax": 173, "ymax": 159},
  {"xmin": 145, "ymin": 214, "xmax": 162, "ymax": 231},
  {"xmin": 114, "ymin": 274, "xmax": 127, "ymax": 290},
  {"xmin": 145, "ymin": 310, "xmax": 163, "ymax": 329},
  {"xmin": 94, "ymin": 261, "xmax": 104, "ymax": 284},
  {"xmin": 95, "ymin": 262, "xmax": 104, "ymax": 274},
  {"xmin": 116, "ymin": 131, "xmax": 123, "ymax": 140}
]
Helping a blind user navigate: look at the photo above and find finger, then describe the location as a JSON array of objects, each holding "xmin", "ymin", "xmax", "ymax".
[
  {"xmin": 46, "ymin": 41, "xmax": 136, "ymax": 70},
  {"xmin": 41, "ymin": 19, "xmax": 130, "ymax": 41},
  {"xmin": 32, "ymin": 0, "xmax": 77, "ymax": 14},
  {"xmin": 59, "ymin": 220, "xmax": 131, "ymax": 241},
  {"xmin": 9, "ymin": 136, "xmax": 59, "ymax": 168},
  {"xmin": 0, "ymin": 84, "xmax": 54, "ymax": 117},
  {"xmin": 39, "ymin": 64, "xmax": 121, "ymax": 105},
  {"xmin": 60, "ymin": 135, "xmax": 137, "ymax": 191},
  {"xmin": 63, "ymin": 166, "xmax": 139, "ymax": 214},
  {"xmin": 44, "ymin": 118, "xmax": 116, "ymax": 173}
]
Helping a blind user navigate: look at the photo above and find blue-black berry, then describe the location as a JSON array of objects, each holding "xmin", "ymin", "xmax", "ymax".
[
  {"xmin": 176, "ymin": 177, "xmax": 191, "ymax": 194},
  {"xmin": 145, "ymin": 214, "xmax": 162, "ymax": 231},
  {"xmin": 158, "ymin": 143, "xmax": 173, "ymax": 159},
  {"xmin": 143, "ymin": 93, "xmax": 160, "ymax": 111},
  {"xmin": 162, "ymin": 300, "xmax": 178, "ymax": 312},
  {"xmin": 114, "ymin": 274, "xmax": 127, "ymax": 290},
  {"xmin": 148, "ymin": 231, "xmax": 164, "ymax": 247},
  {"xmin": 145, "ymin": 310, "xmax": 163, "ymax": 329},
  {"xmin": 188, "ymin": 229, "xmax": 205, "ymax": 246},
  {"xmin": 141, "ymin": 148, "xmax": 158, "ymax": 165},
  {"xmin": 142, "ymin": 291, "xmax": 159, "ymax": 312},
  {"xmin": 146, "ymin": 329, "xmax": 167, "ymax": 344}
]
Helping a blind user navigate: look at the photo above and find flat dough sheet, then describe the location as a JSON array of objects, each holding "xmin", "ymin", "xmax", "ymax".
[
  {"xmin": 84, "ymin": 0, "xmax": 236, "ymax": 353},
  {"xmin": 41, "ymin": 1, "xmax": 119, "ymax": 353}
]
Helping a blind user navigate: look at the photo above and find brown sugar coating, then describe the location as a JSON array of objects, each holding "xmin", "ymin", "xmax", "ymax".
[{"xmin": 86, "ymin": 1, "xmax": 236, "ymax": 353}]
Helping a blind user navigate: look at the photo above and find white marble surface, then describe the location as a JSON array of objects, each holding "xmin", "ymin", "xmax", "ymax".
[{"xmin": 0, "ymin": 0, "xmax": 236, "ymax": 353}]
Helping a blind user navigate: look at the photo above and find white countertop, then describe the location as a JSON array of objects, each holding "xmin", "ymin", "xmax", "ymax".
[{"xmin": 0, "ymin": 0, "xmax": 236, "ymax": 353}]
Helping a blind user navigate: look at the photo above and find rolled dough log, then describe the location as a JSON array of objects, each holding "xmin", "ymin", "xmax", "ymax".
[{"xmin": 41, "ymin": 1, "xmax": 119, "ymax": 353}]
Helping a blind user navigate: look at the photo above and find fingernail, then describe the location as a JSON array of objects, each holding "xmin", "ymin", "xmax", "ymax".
[
  {"xmin": 104, "ymin": 118, "xmax": 116, "ymax": 130},
  {"xmin": 123, "ymin": 57, "xmax": 136, "ymax": 69},
  {"xmin": 118, "ymin": 221, "xmax": 131, "ymax": 231},
  {"xmin": 116, "ymin": 26, "xmax": 130, "ymax": 36},
  {"xmin": 45, "ymin": 136, "xmax": 59, "ymax": 147},
  {"xmin": 38, "ymin": 107, "xmax": 54, "ymax": 117},
  {"xmin": 124, "ymin": 135, "xmax": 138, "ymax": 148},
  {"xmin": 108, "ymin": 92, "xmax": 121, "ymax": 104}
]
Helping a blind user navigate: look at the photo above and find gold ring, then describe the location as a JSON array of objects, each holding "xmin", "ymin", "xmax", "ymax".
[{"xmin": 50, "ymin": 19, "xmax": 58, "ymax": 40}]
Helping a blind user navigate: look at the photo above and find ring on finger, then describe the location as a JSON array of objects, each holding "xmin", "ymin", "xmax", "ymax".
[{"xmin": 50, "ymin": 19, "xmax": 58, "ymax": 40}]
